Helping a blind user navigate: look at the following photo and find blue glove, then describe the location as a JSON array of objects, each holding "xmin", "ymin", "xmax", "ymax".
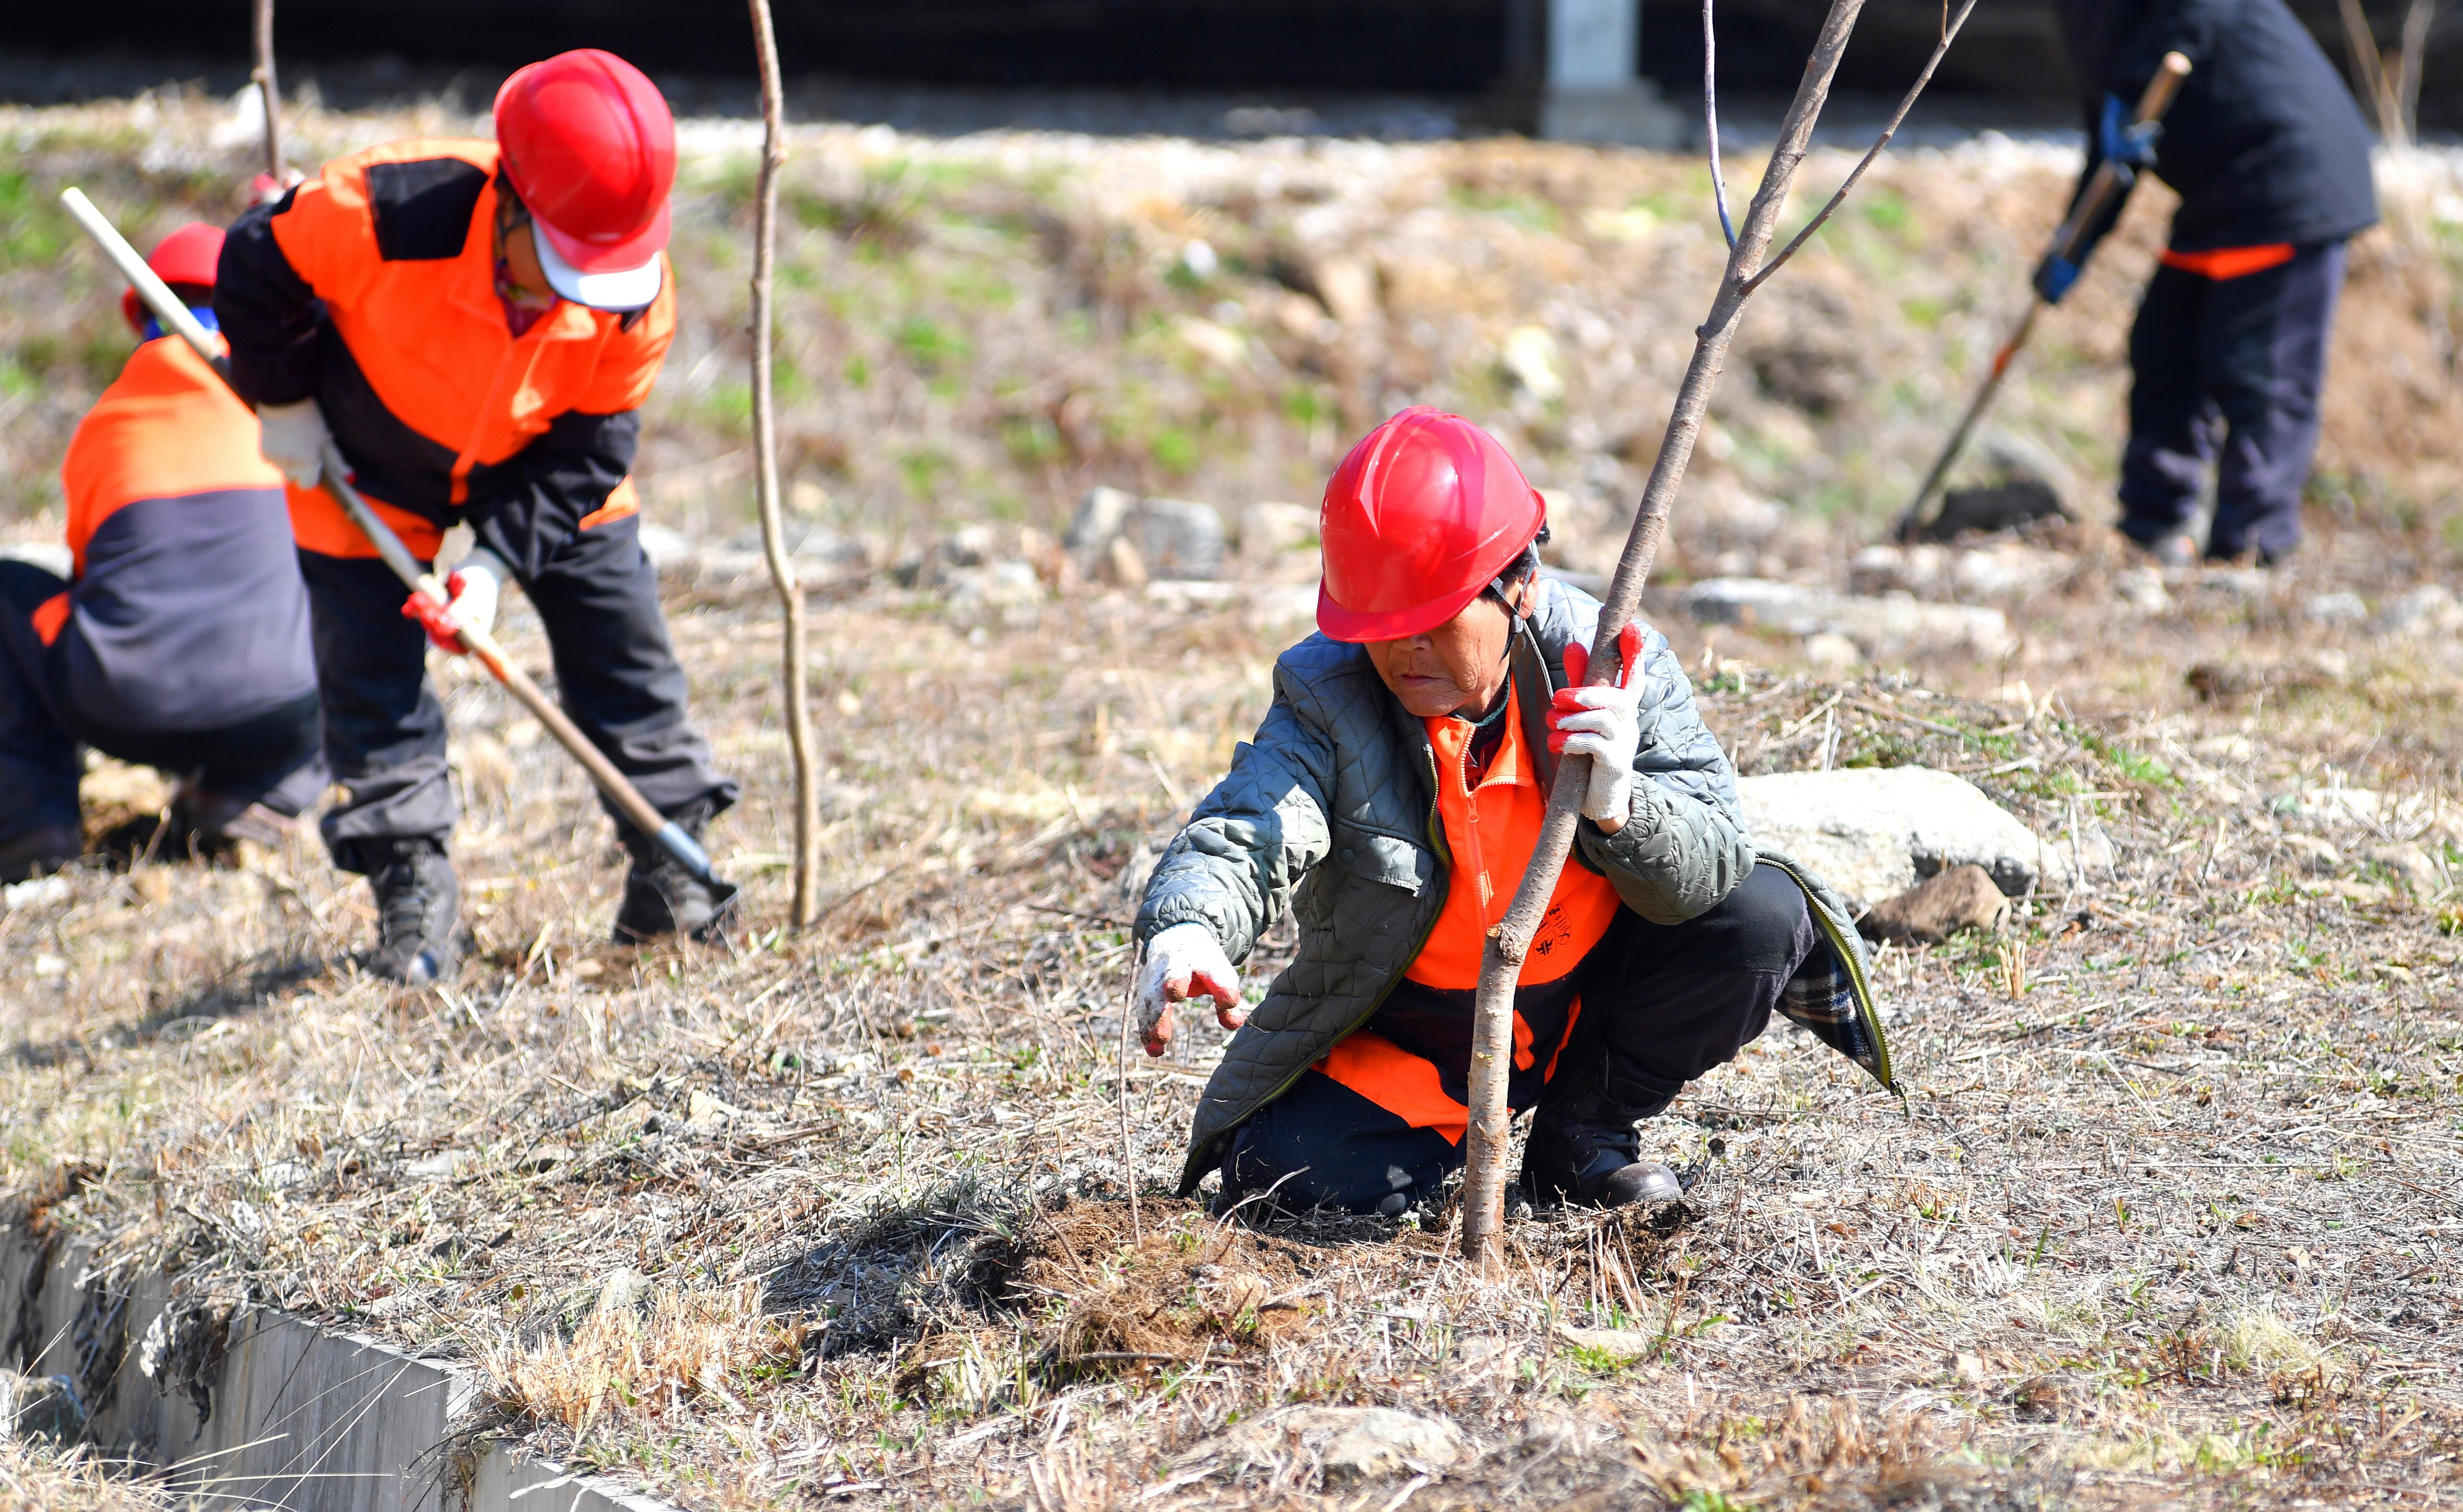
[
  {"xmin": 2099, "ymin": 93, "xmax": 2161, "ymax": 169},
  {"xmin": 2032, "ymin": 253, "xmax": 2082, "ymax": 306}
]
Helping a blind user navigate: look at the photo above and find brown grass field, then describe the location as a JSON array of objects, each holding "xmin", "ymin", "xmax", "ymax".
[{"xmin": 3, "ymin": 96, "xmax": 2463, "ymax": 1509}]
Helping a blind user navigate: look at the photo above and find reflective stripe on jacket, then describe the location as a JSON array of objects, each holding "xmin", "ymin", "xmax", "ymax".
[
  {"xmin": 1137, "ymin": 577, "xmax": 1895, "ymax": 1195},
  {"xmin": 216, "ymin": 137, "xmax": 668, "ymax": 574},
  {"xmin": 53, "ymin": 336, "xmax": 315, "ymax": 734}
]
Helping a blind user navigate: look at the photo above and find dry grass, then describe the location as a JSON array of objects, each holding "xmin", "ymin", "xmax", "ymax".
[
  {"xmin": 0, "ymin": 1440, "xmax": 174, "ymax": 1512},
  {"xmin": 3, "ymin": 105, "xmax": 2463, "ymax": 1512}
]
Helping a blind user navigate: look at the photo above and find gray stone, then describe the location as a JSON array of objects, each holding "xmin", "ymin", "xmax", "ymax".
[
  {"xmin": 1680, "ymin": 579, "xmax": 2014, "ymax": 658},
  {"xmin": 1066, "ymin": 490, "xmax": 1227, "ymax": 581},
  {"xmin": 1858, "ymin": 864, "xmax": 2010, "ymax": 944},
  {"xmin": 0, "ymin": 1370, "xmax": 85, "ymax": 1443},
  {"xmin": 1738, "ymin": 766, "xmax": 2065, "ymax": 913},
  {"xmin": 1064, "ymin": 486, "xmax": 1137, "ymax": 558}
]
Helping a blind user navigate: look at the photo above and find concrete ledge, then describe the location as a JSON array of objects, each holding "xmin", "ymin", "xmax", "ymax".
[{"xmin": 1, "ymin": 1226, "xmax": 680, "ymax": 1512}]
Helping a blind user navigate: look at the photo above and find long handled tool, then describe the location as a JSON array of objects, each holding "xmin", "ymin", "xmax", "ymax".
[
  {"xmin": 1892, "ymin": 50, "xmax": 2191, "ymax": 543},
  {"xmin": 61, "ymin": 187, "xmax": 740, "ymax": 925}
]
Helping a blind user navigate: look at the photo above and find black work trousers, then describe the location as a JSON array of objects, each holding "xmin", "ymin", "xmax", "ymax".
[
  {"xmin": 298, "ymin": 512, "xmax": 735, "ymax": 875},
  {"xmin": 0, "ymin": 559, "xmax": 324, "ymax": 841},
  {"xmin": 2118, "ymin": 240, "xmax": 2346, "ymax": 563},
  {"xmin": 1221, "ymin": 863, "xmax": 1815, "ymax": 1214}
]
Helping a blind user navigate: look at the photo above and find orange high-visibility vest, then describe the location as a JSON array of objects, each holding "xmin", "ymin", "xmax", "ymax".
[{"xmin": 1316, "ymin": 682, "xmax": 1625, "ymax": 1142}]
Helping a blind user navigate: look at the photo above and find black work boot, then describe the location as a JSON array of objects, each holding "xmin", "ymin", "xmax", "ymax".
[
  {"xmin": 1520, "ymin": 1052, "xmax": 1684, "ymax": 1209},
  {"xmin": 366, "ymin": 840, "xmax": 463, "ymax": 985},
  {"xmin": 612, "ymin": 798, "xmax": 732, "ymax": 944},
  {"xmin": 0, "ymin": 826, "xmax": 81, "ymax": 886}
]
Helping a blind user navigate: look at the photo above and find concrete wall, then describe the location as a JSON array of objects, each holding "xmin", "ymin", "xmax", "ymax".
[{"xmin": 0, "ymin": 1227, "xmax": 671, "ymax": 1512}]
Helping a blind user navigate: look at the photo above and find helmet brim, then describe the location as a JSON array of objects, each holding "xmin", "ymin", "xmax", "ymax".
[
  {"xmin": 534, "ymin": 218, "xmax": 665, "ymax": 312},
  {"xmin": 1315, "ymin": 575, "xmax": 1494, "ymax": 644}
]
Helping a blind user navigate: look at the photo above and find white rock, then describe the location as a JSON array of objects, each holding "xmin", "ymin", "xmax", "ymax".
[
  {"xmin": 2270, "ymin": 785, "xmax": 2447, "ymax": 834},
  {"xmin": 2302, "ymin": 591, "xmax": 2369, "ymax": 627},
  {"xmin": 3, "ymin": 876, "xmax": 70, "ymax": 912},
  {"xmin": 1680, "ymin": 579, "xmax": 2014, "ymax": 657},
  {"xmin": 2112, "ymin": 567, "xmax": 2172, "ymax": 613},
  {"xmin": 2365, "ymin": 843, "xmax": 2443, "ymax": 892},
  {"xmin": 1501, "ymin": 324, "xmax": 1563, "ymax": 401},
  {"xmin": 1802, "ymin": 631, "xmax": 1861, "ymax": 669},
  {"xmin": 2376, "ymin": 583, "xmax": 2463, "ymax": 636},
  {"xmin": 1739, "ymin": 766, "xmax": 2067, "ymax": 912},
  {"xmin": 1282, "ymin": 1406, "xmax": 1470, "ymax": 1481},
  {"xmin": 1848, "ymin": 542, "xmax": 2069, "ymax": 601},
  {"xmin": 1238, "ymin": 501, "xmax": 1319, "ymax": 561}
]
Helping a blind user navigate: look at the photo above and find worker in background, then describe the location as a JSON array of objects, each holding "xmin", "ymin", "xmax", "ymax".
[
  {"xmin": 1129, "ymin": 409, "xmax": 1893, "ymax": 1216},
  {"xmin": 2042, "ymin": 0, "xmax": 2378, "ymax": 568},
  {"xmin": 216, "ymin": 49, "xmax": 737, "ymax": 983},
  {"xmin": 0, "ymin": 224, "xmax": 324, "ymax": 884}
]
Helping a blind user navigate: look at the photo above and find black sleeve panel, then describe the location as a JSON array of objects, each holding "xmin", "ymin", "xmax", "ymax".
[
  {"xmin": 465, "ymin": 410, "xmax": 640, "ymax": 582},
  {"xmin": 366, "ymin": 159, "xmax": 489, "ymax": 261},
  {"xmin": 215, "ymin": 191, "xmax": 322, "ymax": 407}
]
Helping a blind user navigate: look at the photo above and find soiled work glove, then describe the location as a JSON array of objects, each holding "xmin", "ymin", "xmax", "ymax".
[
  {"xmin": 256, "ymin": 398, "xmax": 329, "ymax": 491},
  {"xmin": 1548, "ymin": 621, "xmax": 1652, "ymax": 831},
  {"xmin": 401, "ymin": 548, "xmax": 507, "ymax": 656},
  {"xmin": 1131, "ymin": 921, "xmax": 1245, "ymax": 1057}
]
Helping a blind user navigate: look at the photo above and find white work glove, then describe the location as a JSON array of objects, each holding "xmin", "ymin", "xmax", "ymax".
[
  {"xmin": 403, "ymin": 547, "xmax": 507, "ymax": 656},
  {"xmin": 1547, "ymin": 622, "xmax": 1651, "ymax": 830},
  {"xmin": 256, "ymin": 398, "xmax": 330, "ymax": 491},
  {"xmin": 1132, "ymin": 921, "xmax": 1245, "ymax": 1057}
]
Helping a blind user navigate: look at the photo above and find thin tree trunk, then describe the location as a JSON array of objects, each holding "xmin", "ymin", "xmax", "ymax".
[
  {"xmin": 747, "ymin": 0, "xmax": 821, "ymax": 926},
  {"xmin": 1458, "ymin": 0, "xmax": 1876, "ymax": 1271},
  {"xmin": 252, "ymin": 0, "xmax": 285, "ymax": 183}
]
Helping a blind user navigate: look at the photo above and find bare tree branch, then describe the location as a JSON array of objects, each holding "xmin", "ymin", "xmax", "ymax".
[
  {"xmin": 1459, "ymin": 0, "xmax": 1962, "ymax": 1268},
  {"xmin": 746, "ymin": 0, "xmax": 823, "ymax": 927},
  {"xmin": 1741, "ymin": 0, "xmax": 1981, "ymax": 294},
  {"xmin": 1704, "ymin": 0, "xmax": 1736, "ymax": 247},
  {"xmin": 252, "ymin": 0, "xmax": 285, "ymax": 185}
]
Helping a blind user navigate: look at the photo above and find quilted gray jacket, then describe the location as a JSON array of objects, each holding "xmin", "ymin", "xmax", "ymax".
[{"xmin": 1136, "ymin": 578, "xmax": 1895, "ymax": 1194}]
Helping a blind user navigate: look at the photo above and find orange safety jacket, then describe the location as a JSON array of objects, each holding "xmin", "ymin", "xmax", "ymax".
[
  {"xmin": 215, "ymin": 137, "xmax": 671, "ymax": 576},
  {"xmin": 43, "ymin": 335, "xmax": 315, "ymax": 734},
  {"xmin": 1317, "ymin": 684, "xmax": 1626, "ymax": 1142}
]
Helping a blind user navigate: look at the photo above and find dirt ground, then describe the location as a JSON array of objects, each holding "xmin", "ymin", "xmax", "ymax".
[{"xmin": 4, "ymin": 99, "xmax": 2463, "ymax": 1512}]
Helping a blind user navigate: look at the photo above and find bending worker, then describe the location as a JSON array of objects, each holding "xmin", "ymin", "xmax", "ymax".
[
  {"xmin": 1129, "ymin": 409, "xmax": 1892, "ymax": 1215},
  {"xmin": 0, "ymin": 224, "xmax": 323, "ymax": 883},
  {"xmin": 217, "ymin": 48, "xmax": 737, "ymax": 982},
  {"xmin": 2043, "ymin": 0, "xmax": 2377, "ymax": 567}
]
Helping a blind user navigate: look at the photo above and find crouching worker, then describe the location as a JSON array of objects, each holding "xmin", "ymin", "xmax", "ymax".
[
  {"xmin": 1130, "ymin": 409, "xmax": 1894, "ymax": 1215},
  {"xmin": 0, "ymin": 225, "xmax": 323, "ymax": 883},
  {"xmin": 215, "ymin": 49, "xmax": 737, "ymax": 981}
]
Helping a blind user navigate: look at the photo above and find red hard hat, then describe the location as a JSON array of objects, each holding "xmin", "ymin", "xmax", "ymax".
[
  {"xmin": 494, "ymin": 49, "xmax": 675, "ymax": 310},
  {"xmin": 120, "ymin": 223, "xmax": 224, "ymax": 333},
  {"xmin": 1316, "ymin": 408, "xmax": 1547, "ymax": 643}
]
